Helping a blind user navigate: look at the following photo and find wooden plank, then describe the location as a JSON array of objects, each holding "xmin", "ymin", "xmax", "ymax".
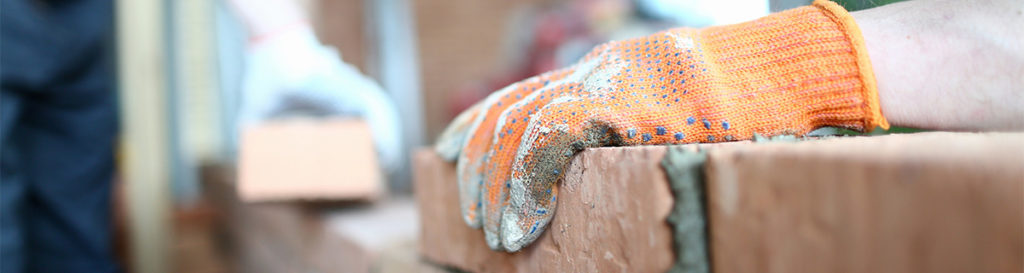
[{"xmin": 116, "ymin": 0, "xmax": 172, "ymax": 271}]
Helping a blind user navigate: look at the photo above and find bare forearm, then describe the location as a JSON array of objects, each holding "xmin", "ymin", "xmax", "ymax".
[{"xmin": 854, "ymin": 0, "xmax": 1024, "ymax": 131}]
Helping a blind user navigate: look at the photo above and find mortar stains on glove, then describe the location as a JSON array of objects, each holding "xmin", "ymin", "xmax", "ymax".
[{"xmin": 437, "ymin": 0, "xmax": 888, "ymax": 252}]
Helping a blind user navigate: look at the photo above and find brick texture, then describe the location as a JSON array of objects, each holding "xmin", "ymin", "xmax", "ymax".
[
  {"xmin": 415, "ymin": 132, "xmax": 1024, "ymax": 273},
  {"xmin": 706, "ymin": 132, "xmax": 1024, "ymax": 273},
  {"xmin": 413, "ymin": 146, "xmax": 677, "ymax": 273}
]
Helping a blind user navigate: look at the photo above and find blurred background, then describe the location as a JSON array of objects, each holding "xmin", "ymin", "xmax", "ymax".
[{"xmin": 1, "ymin": 0, "xmax": 900, "ymax": 272}]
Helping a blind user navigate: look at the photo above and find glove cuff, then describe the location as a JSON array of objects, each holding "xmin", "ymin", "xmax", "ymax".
[
  {"xmin": 698, "ymin": 0, "xmax": 889, "ymax": 133},
  {"xmin": 812, "ymin": 0, "xmax": 889, "ymax": 131}
]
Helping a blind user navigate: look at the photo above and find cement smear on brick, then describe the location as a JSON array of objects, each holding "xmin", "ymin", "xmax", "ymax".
[{"xmin": 662, "ymin": 147, "xmax": 710, "ymax": 273}]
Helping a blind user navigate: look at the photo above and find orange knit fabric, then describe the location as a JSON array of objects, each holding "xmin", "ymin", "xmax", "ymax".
[{"xmin": 441, "ymin": 0, "xmax": 888, "ymax": 252}]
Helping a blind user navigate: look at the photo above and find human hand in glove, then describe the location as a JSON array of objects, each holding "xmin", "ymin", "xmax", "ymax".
[
  {"xmin": 436, "ymin": 0, "xmax": 888, "ymax": 252},
  {"xmin": 230, "ymin": 0, "xmax": 404, "ymax": 172}
]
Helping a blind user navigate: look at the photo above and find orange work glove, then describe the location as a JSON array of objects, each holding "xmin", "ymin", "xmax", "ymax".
[{"xmin": 436, "ymin": 0, "xmax": 888, "ymax": 252}]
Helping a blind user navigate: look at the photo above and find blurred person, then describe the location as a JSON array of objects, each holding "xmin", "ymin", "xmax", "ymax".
[
  {"xmin": 227, "ymin": 0, "xmax": 404, "ymax": 174},
  {"xmin": 1, "ymin": 0, "xmax": 120, "ymax": 272},
  {"xmin": 437, "ymin": 0, "xmax": 1023, "ymax": 252},
  {"xmin": 449, "ymin": 0, "xmax": 672, "ymax": 124}
]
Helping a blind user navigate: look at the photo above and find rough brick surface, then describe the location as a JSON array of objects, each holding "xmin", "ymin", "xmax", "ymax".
[
  {"xmin": 414, "ymin": 146, "xmax": 676, "ymax": 273},
  {"xmin": 706, "ymin": 132, "xmax": 1024, "ymax": 273},
  {"xmin": 202, "ymin": 165, "xmax": 432, "ymax": 273},
  {"xmin": 415, "ymin": 132, "xmax": 1024, "ymax": 273},
  {"xmin": 232, "ymin": 200, "xmax": 432, "ymax": 273}
]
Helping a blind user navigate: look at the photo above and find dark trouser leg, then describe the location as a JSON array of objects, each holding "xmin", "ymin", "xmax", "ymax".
[
  {"xmin": 1, "ymin": 93, "xmax": 26, "ymax": 273},
  {"xmin": 2, "ymin": 0, "xmax": 118, "ymax": 271},
  {"xmin": 19, "ymin": 49, "xmax": 120, "ymax": 273}
]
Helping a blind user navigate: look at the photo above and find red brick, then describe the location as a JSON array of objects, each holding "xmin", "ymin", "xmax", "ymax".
[
  {"xmin": 413, "ymin": 146, "xmax": 676, "ymax": 273},
  {"xmin": 706, "ymin": 132, "xmax": 1024, "ymax": 273}
]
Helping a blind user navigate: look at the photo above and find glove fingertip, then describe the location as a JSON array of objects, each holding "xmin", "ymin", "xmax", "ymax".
[
  {"xmin": 435, "ymin": 104, "xmax": 482, "ymax": 161},
  {"xmin": 500, "ymin": 201, "xmax": 554, "ymax": 252},
  {"xmin": 461, "ymin": 198, "xmax": 484, "ymax": 228},
  {"xmin": 484, "ymin": 227, "xmax": 503, "ymax": 250},
  {"xmin": 462, "ymin": 215, "xmax": 483, "ymax": 228}
]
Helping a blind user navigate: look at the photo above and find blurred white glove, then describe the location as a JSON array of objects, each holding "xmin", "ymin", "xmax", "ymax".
[{"xmin": 238, "ymin": 26, "xmax": 404, "ymax": 172}]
